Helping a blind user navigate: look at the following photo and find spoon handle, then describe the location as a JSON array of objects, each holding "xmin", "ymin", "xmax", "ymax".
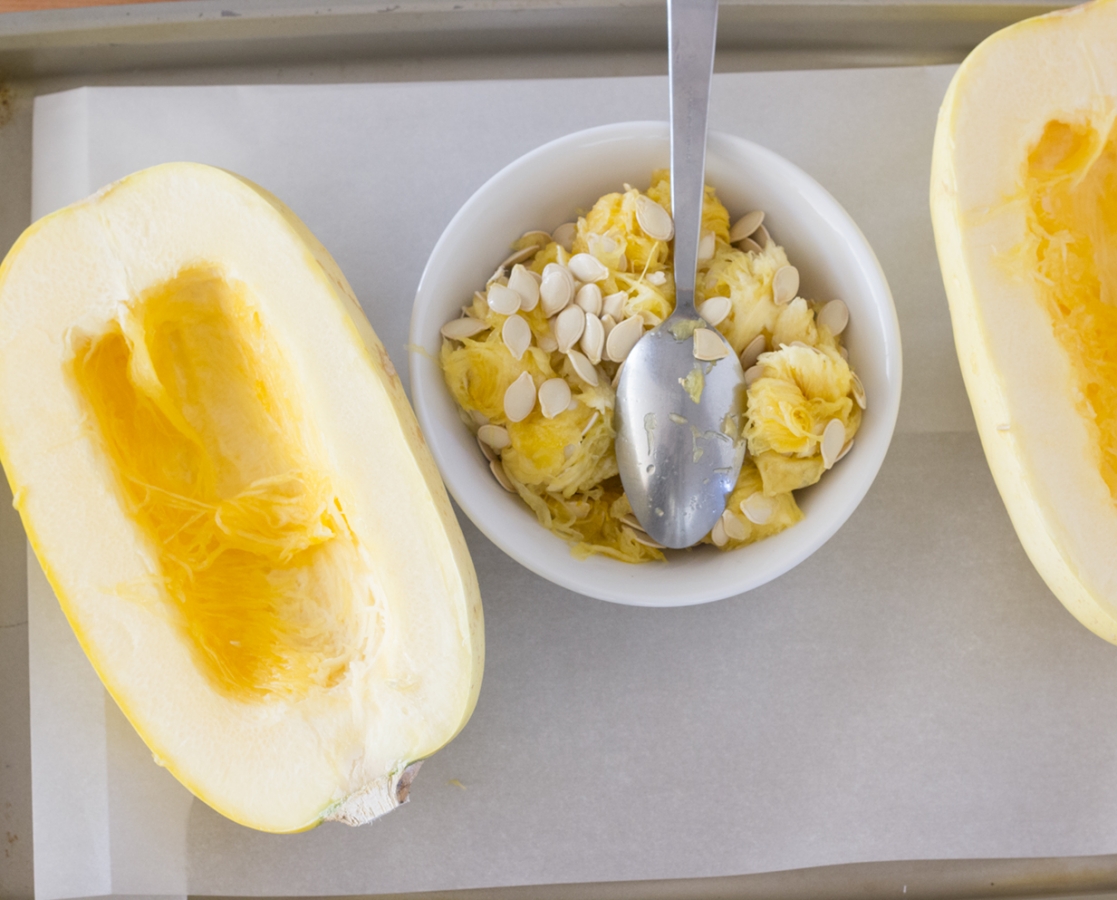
[{"xmin": 669, "ymin": 0, "xmax": 718, "ymax": 319}]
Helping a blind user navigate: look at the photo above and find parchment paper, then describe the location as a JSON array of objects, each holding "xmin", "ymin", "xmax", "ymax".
[{"xmin": 29, "ymin": 68, "xmax": 1117, "ymax": 900}]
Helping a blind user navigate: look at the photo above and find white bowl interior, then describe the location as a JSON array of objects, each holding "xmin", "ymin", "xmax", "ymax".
[{"xmin": 410, "ymin": 122, "xmax": 901, "ymax": 606}]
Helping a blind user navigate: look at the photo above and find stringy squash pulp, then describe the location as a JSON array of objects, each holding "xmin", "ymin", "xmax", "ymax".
[
  {"xmin": 0, "ymin": 163, "xmax": 483, "ymax": 831},
  {"xmin": 931, "ymin": 0, "xmax": 1117, "ymax": 642}
]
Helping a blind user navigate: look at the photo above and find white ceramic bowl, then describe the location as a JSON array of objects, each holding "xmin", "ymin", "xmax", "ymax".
[{"xmin": 410, "ymin": 121, "xmax": 901, "ymax": 607}]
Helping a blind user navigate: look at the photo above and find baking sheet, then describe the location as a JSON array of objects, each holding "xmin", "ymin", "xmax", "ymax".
[{"xmin": 28, "ymin": 67, "xmax": 1117, "ymax": 900}]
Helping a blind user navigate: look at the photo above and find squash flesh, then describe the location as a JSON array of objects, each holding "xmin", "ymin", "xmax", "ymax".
[
  {"xmin": 71, "ymin": 265, "xmax": 371, "ymax": 700},
  {"xmin": 1026, "ymin": 116, "xmax": 1117, "ymax": 499}
]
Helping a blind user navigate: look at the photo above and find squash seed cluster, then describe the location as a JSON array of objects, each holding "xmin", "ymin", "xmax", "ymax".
[{"xmin": 440, "ymin": 171, "xmax": 866, "ymax": 562}]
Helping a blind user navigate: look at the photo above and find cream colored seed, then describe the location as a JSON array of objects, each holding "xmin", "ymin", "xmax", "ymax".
[
  {"xmin": 540, "ymin": 263, "xmax": 574, "ymax": 316},
  {"xmin": 744, "ymin": 365, "xmax": 763, "ymax": 386},
  {"xmin": 647, "ymin": 271, "xmax": 667, "ymax": 286},
  {"xmin": 711, "ymin": 517, "xmax": 728, "ymax": 547},
  {"xmin": 477, "ymin": 435, "xmax": 496, "ymax": 462},
  {"xmin": 835, "ymin": 439, "xmax": 854, "ymax": 464},
  {"xmin": 739, "ymin": 237, "xmax": 763, "ymax": 254},
  {"xmin": 817, "ymin": 298, "xmax": 849, "ymax": 336},
  {"xmin": 538, "ymin": 332, "xmax": 558, "ymax": 353},
  {"xmin": 821, "ymin": 418, "xmax": 846, "ymax": 470},
  {"xmin": 567, "ymin": 349, "xmax": 599, "ymax": 386},
  {"xmin": 839, "ymin": 345, "xmax": 849, "ymax": 361},
  {"xmin": 741, "ymin": 492, "xmax": 775, "ymax": 526},
  {"xmin": 509, "ymin": 264, "xmax": 540, "ymax": 311},
  {"xmin": 503, "ymin": 372, "xmax": 536, "ymax": 423},
  {"xmin": 569, "ymin": 253, "xmax": 609, "ymax": 283},
  {"xmin": 611, "ymin": 361, "xmax": 624, "ymax": 389},
  {"xmin": 552, "ymin": 222, "xmax": 576, "ymax": 252},
  {"xmin": 502, "ymin": 314, "xmax": 532, "ymax": 361},
  {"xmin": 693, "ymin": 328, "xmax": 730, "ymax": 361},
  {"xmin": 581, "ymin": 312, "xmax": 605, "ymax": 364},
  {"xmin": 697, "ymin": 231, "xmax": 716, "ymax": 262},
  {"xmin": 575, "ymin": 282, "xmax": 604, "ymax": 316},
  {"xmin": 488, "ymin": 283, "xmax": 521, "ymax": 315},
  {"xmin": 501, "ymin": 245, "xmax": 539, "ymax": 269},
  {"xmin": 538, "ymin": 378, "xmax": 572, "ymax": 419},
  {"xmin": 739, "ymin": 333, "xmax": 766, "ymax": 370},
  {"xmin": 630, "ymin": 529, "xmax": 666, "ymax": 549},
  {"xmin": 636, "ymin": 195, "xmax": 674, "ymax": 241},
  {"xmin": 729, "ymin": 210, "xmax": 764, "ymax": 243},
  {"xmin": 606, "ymin": 315, "xmax": 645, "ymax": 363},
  {"xmin": 469, "ymin": 409, "xmax": 489, "ymax": 427},
  {"xmin": 603, "ymin": 291, "xmax": 627, "ymax": 320},
  {"xmin": 601, "ymin": 314, "xmax": 617, "ymax": 339},
  {"xmin": 520, "ymin": 230, "xmax": 552, "ymax": 248},
  {"xmin": 721, "ymin": 509, "xmax": 748, "ymax": 542},
  {"xmin": 697, "ymin": 295, "xmax": 732, "ymax": 327},
  {"xmin": 581, "ymin": 411, "xmax": 600, "ymax": 436},
  {"xmin": 754, "ymin": 223, "xmax": 771, "ymax": 249},
  {"xmin": 478, "ymin": 424, "xmax": 511, "ymax": 450},
  {"xmin": 490, "ymin": 459, "xmax": 516, "ymax": 492},
  {"xmin": 555, "ymin": 305, "xmax": 586, "ymax": 354},
  {"xmin": 620, "ymin": 513, "xmax": 646, "ymax": 532},
  {"xmin": 851, "ymin": 371, "xmax": 867, "ymax": 410},
  {"xmin": 773, "ymin": 266, "xmax": 799, "ymax": 306},
  {"xmin": 441, "ymin": 317, "xmax": 489, "ymax": 340}
]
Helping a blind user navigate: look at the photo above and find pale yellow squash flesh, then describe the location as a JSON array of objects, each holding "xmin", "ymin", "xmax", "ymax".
[
  {"xmin": 0, "ymin": 163, "xmax": 484, "ymax": 831},
  {"xmin": 931, "ymin": 0, "xmax": 1117, "ymax": 642}
]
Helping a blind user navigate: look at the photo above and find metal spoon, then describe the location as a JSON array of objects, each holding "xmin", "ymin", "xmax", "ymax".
[{"xmin": 614, "ymin": 0, "xmax": 746, "ymax": 549}]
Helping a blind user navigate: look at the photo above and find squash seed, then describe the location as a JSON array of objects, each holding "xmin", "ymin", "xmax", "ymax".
[
  {"xmin": 601, "ymin": 314, "xmax": 617, "ymax": 339},
  {"xmin": 721, "ymin": 509, "xmax": 748, "ymax": 542},
  {"xmin": 575, "ymin": 282, "xmax": 604, "ymax": 316},
  {"xmin": 501, "ymin": 245, "xmax": 540, "ymax": 269},
  {"xmin": 490, "ymin": 459, "xmax": 516, "ymax": 492},
  {"xmin": 741, "ymin": 492, "xmax": 775, "ymax": 525},
  {"xmin": 629, "ymin": 528, "xmax": 666, "ymax": 549},
  {"xmin": 581, "ymin": 312, "xmax": 605, "ymax": 364},
  {"xmin": 620, "ymin": 513, "xmax": 646, "ymax": 532},
  {"xmin": 693, "ymin": 328, "xmax": 730, "ymax": 361},
  {"xmin": 851, "ymin": 371, "xmax": 867, "ymax": 410},
  {"xmin": 773, "ymin": 266, "xmax": 799, "ymax": 306},
  {"xmin": 744, "ymin": 364, "xmax": 763, "ymax": 386},
  {"xmin": 636, "ymin": 195, "xmax": 674, "ymax": 241},
  {"xmin": 478, "ymin": 424, "xmax": 511, "ymax": 450},
  {"xmin": 470, "ymin": 409, "xmax": 489, "ymax": 427},
  {"xmin": 441, "ymin": 317, "xmax": 489, "ymax": 340},
  {"xmin": 552, "ymin": 222, "xmax": 577, "ymax": 252},
  {"xmin": 502, "ymin": 314, "xmax": 532, "ymax": 361},
  {"xmin": 555, "ymin": 304, "xmax": 586, "ymax": 354},
  {"xmin": 477, "ymin": 435, "xmax": 496, "ymax": 462},
  {"xmin": 729, "ymin": 210, "xmax": 764, "ymax": 243},
  {"xmin": 520, "ymin": 230, "xmax": 552, "ymax": 248},
  {"xmin": 697, "ymin": 295, "xmax": 732, "ymax": 327},
  {"xmin": 606, "ymin": 314, "xmax": 645, "ymax": 363},
  {"xmin": 821, "ymin": 418, "xmax": 846, "ymax": 469},
  {"xmin": 538, "ymin": 332, "xmax": 558, "ymax": 353},
  {"xmin": 569, "ymin": 253, "xmax": 609, "ymax": 283},
  {"xmin": 754, "ymin": 223, "xmax": 771, "ymax": 249},
  {"xmin": 540, "ymin": 263, "xmax": 575, "ymax": 316},
  {"xmin": 538, "ymin": 378, "xmax": 572, "ymax": 419},
  {"xmin": 835, "ymin": 438, "xmax": 854, "ymax": 464},
  {"xmin": 817, "ymin": 298, "xmax": 849, "ymax": 336},
  {"xmin": 503, "ymin": 372, "xmax": 537, "ymax": 423},
  {"xmin": 711, "ymin": 517, "xmax": 728, "ymax": 547},
  {"xmin": 697, "ymin": 231, "xmax": 716, "ymax": 262},
  {"xmin": 581, "ymin": 411, "xmax": 600, "ymax": 436},
  {"xmin": 488, "ymin": 283, "xmax": 522, "ymax": 315},
  {"xmin": 509, "ymin": 264, "xmax": 540, "ymax": 311},
  {"xmin": 738, "ymin": 237, "xmax": 763, "ymax": 254},
  {"xmin": 739, "ymin": 333, "xmax": 767, "ymax": 370},
  {"xmin": 611, "ymin": 361, "xmax": 624, "ymax": 389},
  {"xmin": 839, "ymin": 345, "xmax": 849, "ymax": 361},
  {"xmin": 603, "ymin": 291, "xmax": 627, "ymax": 320},
  {"xmin": 567, "ymin": 349, "xmax": 599, "ymax": 386}
]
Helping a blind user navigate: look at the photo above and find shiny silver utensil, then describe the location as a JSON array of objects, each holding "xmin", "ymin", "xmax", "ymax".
[{"xmin": 614, "ymin": 0, "xmax": 746, "ymax": 550}]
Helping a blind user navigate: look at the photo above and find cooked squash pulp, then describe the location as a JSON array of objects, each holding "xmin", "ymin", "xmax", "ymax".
[
  {"xmin": 1025, "ymin": 116, "xmax": 1117, "ymax": 499},
  {"xmin": 72, "ymin": 265, "xmax": 369, "ymax": 700}
]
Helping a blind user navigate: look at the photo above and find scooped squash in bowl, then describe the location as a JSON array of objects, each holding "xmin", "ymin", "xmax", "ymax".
[
  {"xmin": 931, "ymin": 0, "xmax": 1117, "ymax": 643},
  {"xmin": 0, "ymin": 163, "xmax": 483, "ymax": 832}
]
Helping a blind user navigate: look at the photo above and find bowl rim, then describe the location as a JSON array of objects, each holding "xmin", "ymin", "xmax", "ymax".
[{"xmin": 409, "ymin": 120, "xmax": 902, "ymax": 606}]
